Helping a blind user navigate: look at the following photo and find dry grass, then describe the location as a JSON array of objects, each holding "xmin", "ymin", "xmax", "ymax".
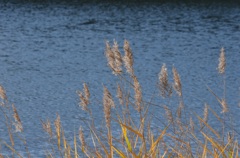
[{"xmin": 0, "ymin": 40, "xmax": 239, "ymax": 157}]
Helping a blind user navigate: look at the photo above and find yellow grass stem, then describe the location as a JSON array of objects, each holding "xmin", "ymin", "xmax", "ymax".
[{"xmin": 195, "ymin": 113, "xmax": 220, "ymax": 138}]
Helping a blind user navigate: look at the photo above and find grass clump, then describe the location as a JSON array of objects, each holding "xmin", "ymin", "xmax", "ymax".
[{"xmin": 0, "ymin": 40, "xmax": 239, "ymax": 157}]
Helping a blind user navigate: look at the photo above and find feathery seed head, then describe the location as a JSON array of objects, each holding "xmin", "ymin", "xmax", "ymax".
[
  {"xmin": 0, "ymin": 85, "xmax": 7, "ymax": 101},
  {"xmin": 112, "ymin": 40, "xmax": 123, "ymax": 74},
  {"xmin": 177, "ymin": 101, "xmax": 184, "ymax": 118},
  {"xmin": 83, "ymin": 83, "xmax": 90, "ymax": 102},
  {"xmin": 159, "ymin": 64, "xmax": 172, "ymax": 98},
  {"xmin": 221, "ymin": 99, "xmax": 228, "ymax": 113},
  {"xmin": 133, "ymin": 75, "xmax": 142, "ymax": 112},
  {"xmin": 218, "ymin": 47, "xmax": 226, "ymax": 74},
  {"xmin": 103, "ymin": 86, "xmax": 115, "ymax": 128},
  {"xmin": 12, "ymin": 104, "xmax": 23, "ymax": 132},
  {"xmin": 117, "ymin": 84, "xmax": 123, "ymax": 105},
  {"xmin": 123, "ymin": 40, "xmax": 134, "ymax": 75},
  {"xmin": 203, "ymin": 104, "xmax": 208, "ymax": 123},
  {"xmin": 42, "ymin": 119, "xmax": 53, "ymax": 138},
  {"xmin": 105, "ymin": 41, "xmax": 115, "ymax": 72},
  {"xmin": 164, "ymin": 105, "xmax": 173, "ymax": 123},
  {"xmin": 172, "ymin": 66, "xmax": 182, "ymax": 97},
  {"xmin": 79, "ymin": 126, "xmax": 86, "ymax": 149},
  {"xmin": 54, "ymin": 114, "xmax": 61, "ymax": 137},
  {"xmin": 77, "ymin": 83, "xmax": 90, "ymax": 111},
  {"xmin": 77, "ymin": 90, "xmax": 88, "ymax": 111}
]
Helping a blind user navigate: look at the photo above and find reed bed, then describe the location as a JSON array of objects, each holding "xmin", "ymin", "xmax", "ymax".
[{"xmin": 0, "ymin": 40, "xmax": 239, "ymax": 157}]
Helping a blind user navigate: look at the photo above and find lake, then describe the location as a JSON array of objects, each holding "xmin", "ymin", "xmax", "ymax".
[{"xmin": 0, "ymin": 1, "xmax": 239, "ymax": 156}]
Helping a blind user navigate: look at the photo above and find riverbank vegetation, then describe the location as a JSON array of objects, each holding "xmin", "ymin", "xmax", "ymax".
[{"xmin": 0, "ymin": 40, "xmax": 239, "ymax": 157}]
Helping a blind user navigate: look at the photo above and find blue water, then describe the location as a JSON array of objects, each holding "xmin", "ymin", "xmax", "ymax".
[{"xmin": 0, "ymin": 1, "xmax": 239, "ymax": 156}]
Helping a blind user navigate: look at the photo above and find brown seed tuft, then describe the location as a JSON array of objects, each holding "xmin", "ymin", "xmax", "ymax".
[
  {"xmin": 221, "ymin": 99, "xmax": 228, "ymax": 113},
  {"xmin": 12, "ymin": 104, "xmax": 23, "ymax": 132},
  {"xmin": 117, "ymin": 84, "xmax": 123, "ymax": 105},
  {"xmin": 0, "ymin": 85, "xmax": 7, "ymax": 101},
  {"xmin": 77, "ymin": 83, "xmax": 90, "ymax": 111},
  {"xmin": 177, "ymin": 101, "xmax": 184, "ymax": 118},
  {"xmin": 123, "ymin": 40, "xmax": 134, "ymax": 76},
  {"xmin": 172, "ymin": 66, "xmax": 182, "ymax": 97},
  {"xmin": 83, "ymin": 83, "xmax": 90, "ymax": 102},
  {"xmin": 133, "ymin": 75, "xmax": 142, "ymax": 112},
  {"xmin": 79, "ymin": 126, "xmax": 86, "ymax": 150},
  {"xmin": 159, "ymin": 64, "xmax": 172, "ymax": 98},
  {"xmin": 54, "ymin": 114, "xmax": 61, "ymax": 149},
  {"xmin": 218, "ymin": 47, "xmax": 226, "ymax": 74},
  {"xmin": 105, "ymin": 41, "xmax": 116, "ymax": 72},
  {"xmin": 164, "ymin": 105, "xmax": 173, "ymax": 123},
  {"xmin": 77, "ymin": 91, "xmax": 88, "ymax": 111},
  {"xmin": 103, "ymin": 86, "xmax": 115, "ymax": 128},
  {"xmin": 42, "ymin": 119, "xmax": 53, "ymax": 138},
  {"xmin": 112, "ymin": 40, "xmax": 123, "ymax": 74}
]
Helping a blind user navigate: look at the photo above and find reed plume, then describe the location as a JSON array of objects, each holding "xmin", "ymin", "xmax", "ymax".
[
  {"xmin": 164, "ymin": 105, "xmax": 173, "ymax": 123},
  {"xmin": 117, "ymin": 83, "xmax": 123, "ymax": 105},
  {"xmin": 103, "ymin": 86, "xmax": 115, "ymax": 128},
  {"xmin": 12, "ymin": 104, "xmax": 23, "ymax": 132},
  {"xmin": 133, "ymin": 75, "xmax": 142, "ymax": 112},
  {"xmin": 77, "ymin": 91, "xmax": 88, "ymax": 111},
  {"xmin": 177, "ymin": 101, "xmax": 184, "ymax": 118},
  {"xmin": 103, "ymin": 86, "xmax": 114, "ymax": 157},
  {"xmin": 54, "ymin": 114, "xmax": 61, "ymax": 149},
  {"xmin": 83, "ymin": 83, "xmax": 90, "ymax": 102},
  {"xmin": 79, "ymin": 126, "xmax": 86, "ymax": 151},
  {"xmin": 112, "ymin": 40, "xmax": 123, "ymax": 74},
  {"xmin": 42, "ymin": 119, "xmax": 53, "ymax": 138},
  {"xmin": 218, "ymin": 47, "xmax": 226, "ymax": 74},
  {"xmin": 159, "ymin": 64, "xmax": 172, "ymax": 98},
  {"xmin": 123, "ymin": 40, "xmax": 134, "ymax": 76},
  {"xmin": 77, "ymin": 83, "xmax": 90, "ymax": 111},
  {"xmin": 221, "ymin": 99, "xmax": 228, "ymax": 113},
  {"xmin": 172, "ymin": 66, "xmax": 182, "ymax": 97},
  {"xmin": 105, "ymin": 41, "xmax": 115, "ymax": 73},
  {"xmin": 0, "ymin": 85, "xmax": 7, "ymax": 101}
]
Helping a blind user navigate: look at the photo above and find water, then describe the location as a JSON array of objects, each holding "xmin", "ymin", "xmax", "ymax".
[{"xmin": 0, "ymin": 1, "xmax": 240, "ymax": 156}]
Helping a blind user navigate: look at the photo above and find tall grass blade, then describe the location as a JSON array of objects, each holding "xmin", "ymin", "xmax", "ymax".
[
  {"xmin": 120, "ymin": 123, "xmax": 132, "ymax": 152},
  {"xmin": 90, "ymin": 127, "xmax": 110, "ymax": 157},
  {"xmin": 201, "ymin": 132, "xmax": 227, "ymax": 157},
  {"xmin": 3, "ymin": 141, "xmax": 23, "ymax": 158},
  {"xmin": 119, "ymin": 122, "xmax": 143, "ymax": 139},
  {"xmin": 148, "ymin": 125, "xmax": 169, "ymax": 155},
  {"xmin": 112, "ymin": 146, "xmax": 127, "ymax": 158},
  {"xmin": 195, "ymin": 113, "xmax": 220, "ymax": 138}
]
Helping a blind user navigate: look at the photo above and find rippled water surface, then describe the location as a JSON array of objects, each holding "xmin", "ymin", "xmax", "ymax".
[{"xmin": 0, "ymin": 1, "xmax": 240, "ymax": 156}]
